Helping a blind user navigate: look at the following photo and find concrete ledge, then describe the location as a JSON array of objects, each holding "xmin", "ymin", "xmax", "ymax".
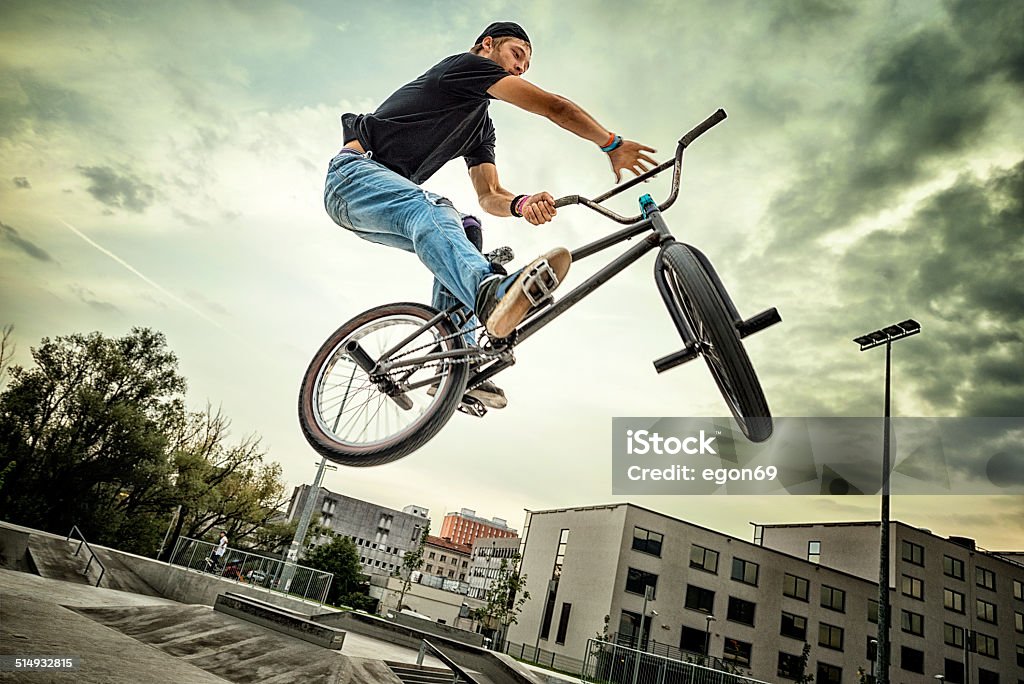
[{"xmin": 214, "ymin": 592, "xmax": 346, "ymax": 650}]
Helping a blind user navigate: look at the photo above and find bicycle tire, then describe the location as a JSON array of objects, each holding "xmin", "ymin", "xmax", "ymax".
[
  {"xmin": 661, "ymin": 243, "xmax": 773, "ymax": 442},
  {"xmin": 298, "ymin": 302, "xmax": 469, "ymax": 466}
]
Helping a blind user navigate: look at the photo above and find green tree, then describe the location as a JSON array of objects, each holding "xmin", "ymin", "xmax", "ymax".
[
  {"xmin": 472, "ymin": 554, "xmax": 530, "ymax": 649},
  {"xmin": 396, "ymin": 523, "xmax": 429, "ymax": 612},
  {"xmin": 302, "ymin": 534, "xmax": 366, "ymax": 606},
  {"xmin": 0, "ymin": 328, "xmax": 185, "ymax": 553}
]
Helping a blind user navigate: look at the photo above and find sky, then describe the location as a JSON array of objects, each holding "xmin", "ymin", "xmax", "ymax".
[{"xmin": 1, "ymin": 0, "xmax": 1022, "ymax": 550}]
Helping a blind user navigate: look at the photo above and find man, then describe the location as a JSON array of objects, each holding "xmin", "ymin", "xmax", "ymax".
[
  {"xmin": 206, "ymin": 530, "xmax": 228, "ymax": 572},
  {"xmin": 324, "ymin": 21, "xmax": 656, "ymax": 409}
]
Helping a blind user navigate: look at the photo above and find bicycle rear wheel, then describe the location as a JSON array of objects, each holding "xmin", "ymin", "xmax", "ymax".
[
  {"xmin": 298, "ymin": 302, "xmax": 469, "ymax": 466},
  {"xmin": 661, "ymin": 243, "xmax": 772, "ymax": 442}
]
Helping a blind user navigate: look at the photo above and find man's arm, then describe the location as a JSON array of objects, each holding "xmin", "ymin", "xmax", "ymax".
[
  {"xmin": 469, "ymin": 162, "xmax": 556, "ymax": 225},
  {"xmin": 487, "ymin": 76, "xmax": 657, "ymax": 183}
]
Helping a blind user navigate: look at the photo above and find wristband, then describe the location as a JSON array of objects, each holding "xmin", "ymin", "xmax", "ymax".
[
  {"xmin": 600, "ymin": 132, "xmax": 616, "ymax": 149},
  {"xmin": 510, "ymin": 194, "xmax": 530, "ymax": 218},
  {"xmin": 601, "ymin": 135, "xmax": 623, "ymax": 153}
]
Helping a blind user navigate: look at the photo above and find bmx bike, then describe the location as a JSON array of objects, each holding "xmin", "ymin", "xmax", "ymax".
[{"xmin": 299, "ymin": 109, "xmax": 781, "ymax": 467}]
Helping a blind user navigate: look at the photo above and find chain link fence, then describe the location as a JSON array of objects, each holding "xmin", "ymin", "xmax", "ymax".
[
  {"xmin": 581, "ymin": 639, "xmax": 769, "ymax": 684},
  {"xmin": 168, "ymin": 536, "xmax": 332, "ymax": 605}
]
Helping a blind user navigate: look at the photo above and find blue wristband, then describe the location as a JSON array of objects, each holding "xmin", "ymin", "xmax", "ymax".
[{"xmin": 601, "ymin": 135, "xmax": 623, "ymax": 153}]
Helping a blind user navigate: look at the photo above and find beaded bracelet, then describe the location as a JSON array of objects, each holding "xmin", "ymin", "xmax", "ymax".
[
  {"xmin": 601, "ymin": 134, "xmax": 623, "ymax": 153},
  {"xmin": 510, "ymin": 194, "xmax": 529, "ymax": 218}
]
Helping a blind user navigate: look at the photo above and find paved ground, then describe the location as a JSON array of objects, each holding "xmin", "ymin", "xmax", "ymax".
[{"xmin": 0, "ymin": 568, "xmax": 448, "ymax": 683}]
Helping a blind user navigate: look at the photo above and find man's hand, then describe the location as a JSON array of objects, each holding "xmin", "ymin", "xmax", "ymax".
[
  {"xmin": 521, "ymin": 192, "xmax": 557, "ymax": 225},
  {"xmin": 608, "ymin": 140, "xmax": 658, "ymax": 183}
]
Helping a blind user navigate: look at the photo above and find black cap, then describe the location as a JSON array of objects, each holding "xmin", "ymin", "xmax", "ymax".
[{"xmin": 475, "ymin": 22, "xmax": 531, "ymax": 47}]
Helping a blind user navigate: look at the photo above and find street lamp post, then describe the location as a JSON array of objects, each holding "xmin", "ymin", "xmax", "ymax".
[
  {"xmin": 853, "ymin": 319, "xmax": 921, "ymax": 684},
  {"xmin": 281, "ymin": 457, "xmax": 337, "ymax": 590},
  {"xmin": 870, "ymin": 638, "xmax": 878, "ymax": 682},
  {"xmin": 704, "ymin": 614, "xmax": 717, "ymax": 666}
]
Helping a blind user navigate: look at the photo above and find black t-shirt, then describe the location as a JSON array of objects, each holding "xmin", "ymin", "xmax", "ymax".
[{"xmin": 342, "ymin": 53, "xmax": 511, "ymax": 184}]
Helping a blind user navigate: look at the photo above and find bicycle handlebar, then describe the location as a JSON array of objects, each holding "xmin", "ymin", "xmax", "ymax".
[{"xmin": 552, "ymin": 108, "xmax": 727, "ymax": 224}]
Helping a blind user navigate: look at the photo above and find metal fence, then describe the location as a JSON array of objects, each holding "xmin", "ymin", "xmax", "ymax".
[
  {"xmin": 168, "ymin": 536, "xmax": 333, "ymax": 605},
  {"xmin": 581, "ymin": 639, "xmax": 769, "ymax": 684},
  {"xmin": 504, "ymin": 641, "xmax": 584, "ymax": 676}
]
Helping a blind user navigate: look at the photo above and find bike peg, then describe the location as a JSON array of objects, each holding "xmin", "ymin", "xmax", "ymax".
[{"xmin": 639, "ymin": 194, "xmax": 657, "ymax": 219}]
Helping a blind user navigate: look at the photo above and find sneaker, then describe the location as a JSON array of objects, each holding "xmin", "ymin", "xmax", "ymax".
[
  {"xmin": 427, "ymin": 378, "xmax": 508, "ymax": 410},
  {"xmin": 475, "ymin": 248, "xmax": 571, "ymax": 339}
]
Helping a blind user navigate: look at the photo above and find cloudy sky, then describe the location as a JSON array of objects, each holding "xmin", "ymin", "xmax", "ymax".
[{"xmin": 1, "ymin": 1, "xmax": 1021, "ymax": 549}]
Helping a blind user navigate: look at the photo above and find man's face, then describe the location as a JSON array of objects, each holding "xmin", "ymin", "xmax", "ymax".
[{"xmin": 481, "ymin": 37, "xmax": 531, "ymax": 76}]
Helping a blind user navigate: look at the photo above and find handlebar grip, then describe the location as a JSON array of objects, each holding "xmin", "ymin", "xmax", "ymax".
[
  {"xmin": 554, "ymin": 195, "xmax": 579, "ymax": 208},
  {"xmin": 679, "ymin": 108, "xmax": 727, "ymax": 148}
]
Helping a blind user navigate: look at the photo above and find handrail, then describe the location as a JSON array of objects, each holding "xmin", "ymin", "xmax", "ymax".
[
  {"xmin": 66, "ymin": 525, "xmax": 106, "ymax": 587},
  {"xmin": 418, "ymin": 639, "xmax": 480, "ymax": 684}
]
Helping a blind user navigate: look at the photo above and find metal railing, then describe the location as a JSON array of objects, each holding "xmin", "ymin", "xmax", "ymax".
[
  {"xmin": 608, "ymin": 633, "xmax": 730, "ymax": 672},
  {"xmin": 417, "ymin": 639, "xmax": 479, "ymax": 684},
  {"xmin": 504, "ymin": 641, "xmax": 584, "ymax": 675},
  {"xmin": 581, "ymin": 639, "xmax": 769, "ymax": 684},
  {"xmin": 168, "ymin": 536, "xmax": 333, "ymax": 605},
  {"xmin": 67, "ymin": 525, "xmax": 106, "ymax": 587}
]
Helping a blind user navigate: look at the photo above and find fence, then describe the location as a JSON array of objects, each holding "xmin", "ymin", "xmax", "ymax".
[
  {"xmin": 581, "ymin": 639, "xmax": 770, "ymax": 684},
  {"xmin": 504, "ymin": 641, "xmax": 584, "ymax": 676},
  {"xmin": 168, "ymin": 536, "xmax": 333, "ymax": 605}
]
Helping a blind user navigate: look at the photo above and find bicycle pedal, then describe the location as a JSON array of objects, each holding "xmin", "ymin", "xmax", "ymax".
[
  {"xmin": 521, "ymin": 258, "xmax": 560, "ymax": 307},
  {"xmin": 485, "ymin": 245, "xmax": 515, "ymax": 266},
  {"xmin": 457, "ymin": 395, "xmax": 488, "ymax": 418}
]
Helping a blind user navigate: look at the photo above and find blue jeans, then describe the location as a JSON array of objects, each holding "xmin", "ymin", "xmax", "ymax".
[{"xmin": 323, "ymin": 150, "xmax": 492, "ymax": 344}]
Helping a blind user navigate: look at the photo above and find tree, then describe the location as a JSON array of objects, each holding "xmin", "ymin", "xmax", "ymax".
[
  {"xmin": 472, "ymin": 553, "xmax": 530, "ymax": 649},
  {"xmin": 0, "ymin": 324, "xmax": 15, "ymax": 388},
  {"xmin": 302, "ymin": 533, "xmax": 366, "ymax": 607},
  {"xmin": 396, "ymin": 523, "xmax": 429, "ymax": 612},
  {"xmin": 0, "ymin": 328, "xmax": 185, "ymax": 553}
]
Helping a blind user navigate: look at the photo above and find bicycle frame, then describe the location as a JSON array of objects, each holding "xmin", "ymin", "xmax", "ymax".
[{"xmin": 365, "ymin": 109, "xmax": 779, "ymax": 393}]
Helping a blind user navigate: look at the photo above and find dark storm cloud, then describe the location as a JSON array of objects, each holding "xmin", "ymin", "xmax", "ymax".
[
  {"xmin": 0, "ymin": 220, "xmax": 53, "ymax": 262},
  {"xmin": 13, "ymin": 177, "xmax": 31, "ymax": 189},
  {"xmin": 767, "ymin": 0, "xmax": 1023, "ymax": 249},
  {"xmin": 77, "ymin": 166, "xmax": 156, "ymax": 213},
  {"xmin": 837, "ymin": 161, "xmax": 1024, "ymax": 417}
]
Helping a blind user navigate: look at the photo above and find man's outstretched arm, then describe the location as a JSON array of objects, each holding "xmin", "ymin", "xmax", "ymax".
[
  {"xmin": 487, "ymin": 77, "xmax": 657, "ymax": 183},
  {"xmin": 469, "ymin": 162, "xmax": 556, "ymax": 225}
]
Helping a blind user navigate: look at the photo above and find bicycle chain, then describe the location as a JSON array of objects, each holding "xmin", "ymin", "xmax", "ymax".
[{"xmin": 372, "ymin": 322, "xmax": 511, "ymax": 391}]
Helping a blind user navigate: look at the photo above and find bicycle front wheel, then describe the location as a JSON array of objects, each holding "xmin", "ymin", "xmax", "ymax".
[
  {"xmin": 298, "ymin": 302, "xmax": 469, "ymax": 466},
  {"xmin": 661, "ymin": 243, "xmax": 772, "ymax": 442}
]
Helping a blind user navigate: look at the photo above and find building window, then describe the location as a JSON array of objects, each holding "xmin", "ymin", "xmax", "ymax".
[
  {"xmin": 780, "ymin": 612, "xmax": 807, "ymax": 641},
  {"xmin": 820, "ymin": 585, "xmax": 846, "ymax": 612},
  {"xmin": 901, "ymin": 574, "xmax": 923, "ymax": 600},
  {"xmin": 722, "ymin": 638, "xmax": 752, "ymax": 667},
  {"xmin": 944, "ymin": 623, "xmax": 964, "ymax": 647},
  {"xmin": 901, "ymin": 646, "xmax": 924, "ymax": 674},
  {"xmin": 425, "ymin": 564, "xmax": 432, "ymax": 572},
  {"xmin": 901, "ymin": 540, "xmax": 924, "ymax": 566},
  {"xmin": 1015, "ymin": 610, "xmax": 1023, "ymax": 633},
  {"xmin": 977, "ymin": 598, "xmax": 997, "ymax": 624},
  {"xmin": 555, "ymin": 603, "xmax": 571, "ymax": 645},
  {"xmin": 818, "ymin": 623, "xmax": 844, "ymax": 651},
  {"xmin": 680, "ymin": 626, "xmax": 708, "ymax": 655},
  {"xmin": 618, "ymin": 610, "xmax": 641, "ymax": 648},
  {"xmin": 975, "ymin": 632, "xmax": 998, "ymax": 658},
  {"xmin": 944, "ymin": 555, "xmax": 965, "ymax": 580},
  {"xmin": 777, "ymin": 652, "xmax": 803, "ymax": 681},
  {"xmin": 554, "ymin": 529, "xmax": 569, "ymax": 578},
  {"xmin": 1014, "ymin": 579, "xmax": 1023, "ymax": 600},
  {"xmin": 816, "ymin": 662, "xmax": 842, "ymax": 684},
  {"xmin": 868, "ymin": 599, "xmax": 879, "ymax": 624},
  {"xmin": 901, "ymin": 610, "xmax": 924, "ymax": 637},
  {"xmin": 428, "ymin": 552, "xmax": 435, "ymax": 559},
  {"xmin": 807, "ymin": 540, "xmax": 821, "ymax": 564},
  {"xmin": 944, "ymin": 657, "xmax": 965, "ymax": 684},
  {"xmin": 690, "ymin": 545, "xmax": 719, "ymax": 574},
  {"xmin": 685, "ymin": 584, "xmax": 715, "ymax": 614},
  {"xmin": 731, "ymin": 557, "xmax": 759, "ymax": 586},
  {"xmin": 976, "ymin": 566, "xmax": 996, "ymax": 591},
  {"xmin": 625, "ymin": 567, "xmax": 658, "ymax": 598},
  {"xmin": 784, "ymin": 573, "xmax": 810, "ymax": 601},
  {"xmin": 977, "ymin": 669, "xmax": 998, "ymax": 684},
  {"xmin": 727, "ymin": 596, "xmax": 756, "ymax": 626},
  {"xmin": 944, "ymin": 588, "xmax": 965, "ymax": 613},
  {"xmin": 632, "ymin": 527, "xmax": 663, "ymax": 557},
  {"xmin": 1016, "ymin": 643, "xmax": 1024, "ymax": 667}
]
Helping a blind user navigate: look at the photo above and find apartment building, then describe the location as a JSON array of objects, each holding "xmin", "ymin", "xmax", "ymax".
[
  {"xmin": 759, "ymin": 521, "xmax": 1024, "ymax": 684},
  {"xmin": 423, "ymin": 535, "xmax": 472, "ymax": 582},
  {"xmin": 507, "ymin": 504, "xmax": 1024, "ymax": 684},
  {"xmin": 467, "ymin": 536, "xmax": 522, "ymax": 600},
  {"xmin": 287, "ymin": 485, "xmax": 429, "ymax": 577},
  {"xmin": 440, "ymin": 508, "xmax": 518, "ymax": 546}
]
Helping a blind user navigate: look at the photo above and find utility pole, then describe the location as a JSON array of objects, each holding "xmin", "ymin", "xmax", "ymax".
[{"xmin": 281, "ymin": 456, "xmax": 336, "ymax": 590}]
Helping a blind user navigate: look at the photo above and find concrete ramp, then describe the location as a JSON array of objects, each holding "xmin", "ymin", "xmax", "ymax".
[{"xmin": 27, "ymin": 534, "xmax": 94, "ymax": 584}]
